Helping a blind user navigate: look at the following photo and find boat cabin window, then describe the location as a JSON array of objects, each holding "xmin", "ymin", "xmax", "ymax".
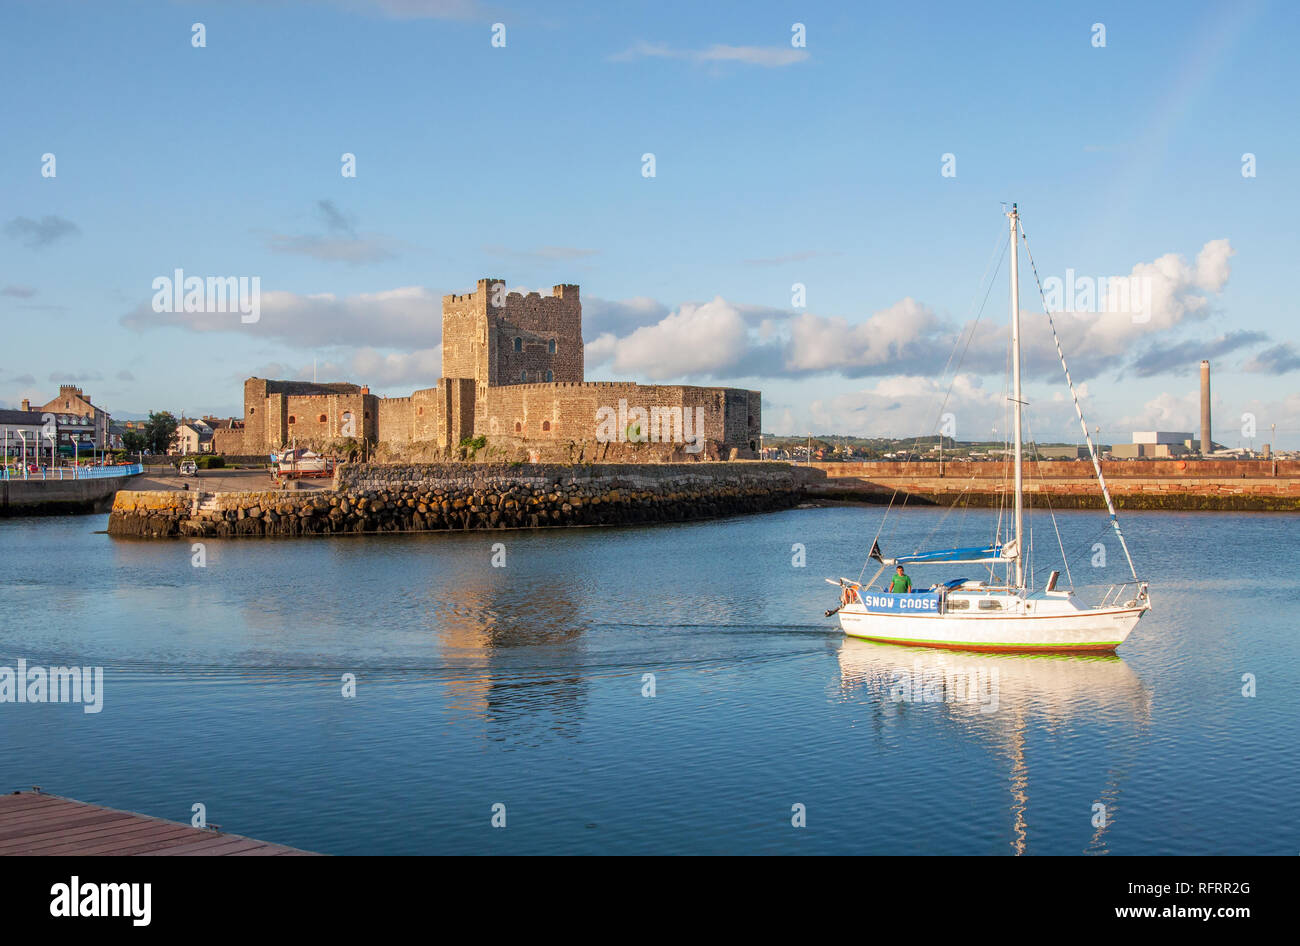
[
  {"xmin": 946, "ymin": 598, "xmax": 970, "ymax": 610},
  {"xmin": 978, "ymin": 599, "xmax": 1003, "ymax": 610}
]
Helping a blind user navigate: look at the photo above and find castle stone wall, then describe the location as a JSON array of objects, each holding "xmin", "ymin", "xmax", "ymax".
[{"xmin": 474, "ymin": 381, "xmax": 759, "ymax": 454}]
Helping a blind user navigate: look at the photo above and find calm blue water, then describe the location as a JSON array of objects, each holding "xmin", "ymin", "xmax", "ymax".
[{"xmin": 0, "ymin": 506, "xmax": 1295, "ymax": 854}]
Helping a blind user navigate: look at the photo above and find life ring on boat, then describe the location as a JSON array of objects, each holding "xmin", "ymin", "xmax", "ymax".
[{"xmin": 841, "ymin": 585, "xmax": 860, "ymax": 607}]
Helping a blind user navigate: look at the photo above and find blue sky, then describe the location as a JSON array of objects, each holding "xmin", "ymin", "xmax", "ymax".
[{"xmin": 3, "ymin": 0, "xmax": 1297, "ymax": 446}]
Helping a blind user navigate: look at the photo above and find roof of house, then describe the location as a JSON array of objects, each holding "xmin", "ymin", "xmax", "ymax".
[
  {"xmin": 202, "ymin": 416, "xmax": 244, "ymax": 429},
  {"xmin": 0, "ymin": 409, "xmax": 46, "ymax": 426}
]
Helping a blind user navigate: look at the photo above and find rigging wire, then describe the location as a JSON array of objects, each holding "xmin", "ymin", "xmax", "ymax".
[
  {"xmin": 1017, "ymin": 217, "xmax": 1141, "ymax": 583},
  {"xmin": 1026, "ymin": 415, "xmax": 1075, "ymax": 591},
  {"xmin": 858, "ymin": 225, "xmax": 1010, "ymax": 583}
]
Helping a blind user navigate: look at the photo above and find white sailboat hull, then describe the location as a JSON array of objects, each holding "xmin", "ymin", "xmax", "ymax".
[{"xmin": 838, "ymin": 604, "xmax": 1145, "ymax": 653}]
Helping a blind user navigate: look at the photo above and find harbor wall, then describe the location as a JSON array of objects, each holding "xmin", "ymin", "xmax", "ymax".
[
  {"xmin": 810, "ymin": 459, "xmax": 1300, "ymax": 479},
  {"xmin": 106, "ymin": 462, "xmax": 802, "ymax": 538},
  {"xmin": 803, "ymin": 462, "xmax": 1300, "ymax": 511},
  {"xmin": 0, "ymin": 473, "xmax": 141, "ymax": 517}
]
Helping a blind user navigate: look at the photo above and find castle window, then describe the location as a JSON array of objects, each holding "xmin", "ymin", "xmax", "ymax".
[
  {"xmin": 250, "ymin": 407, "xmax": 255, "ymax": 415},
  {"xmin": 521, "ymin": 370, "xmax": 528, "ymax": 382},
  {"xmin": 318, "ymin": 414, "xmax": 327, "ymax": 423},
  {"xmin": 513, "ymin": 337, "xmax": 522, "ymax": 352},
  {"xmin": 288, "ymin": 415, "xmax": 296, "ymax": 424},
  {"xmin": 417, "ymin": 406, "xmax": 423, "ymax": 415},
  {"xmin": 364, "ymin": 411, "xmax": 371, "ymax": 419},
  {"xmin": 542, "ymin": 420, "xmax": 551, "ymax": 432},
  {"xmin": 548, "ymin": 339, "xmax": 557, "ymax": 354},
  {"xmin": 545, "ymin": 370, "xmax": 553, "ymax": 382},
  {"xmin": 515, "ymin": 421, "xmax": 522, "ymax": 433}
]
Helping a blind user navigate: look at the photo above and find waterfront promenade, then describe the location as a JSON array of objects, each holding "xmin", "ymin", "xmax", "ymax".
[{"xmin": 0, "ymin": 464, "xmax": 144, "ymax": 516}]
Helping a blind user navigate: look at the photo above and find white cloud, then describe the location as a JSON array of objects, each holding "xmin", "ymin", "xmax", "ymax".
[
  {"xmin": 317, "ymin": 0, "xmax": 483, "ymax": 20},
  {"xmin": 578, "ymin": 239, "xmax": 1237, "ymax": 387},
  {"xmin": 1194, "ymin": 239, "xmax": 1234, "ymax": 292},
  {"xmin": 785, "ymin": 298, "xmax": 939, "ymax": 374},
  {"xmin": 601, "ymin": 296, "xmax": 752, "ymax": 380},
  {"xmin": 351, "ymin": 346, "xmax": 443, "ymax": 388},
  {"xmin": 697, "ymin": 45, "xmax": 809, "ymax": 67},
  {"xmin": 582, "ymin": 296, "xmax": 669, "ymax": 337},
  {"xmin": 123, "ymin": 285, "xmax": 439, "ymax": 349},
  {"xmin": 999, "ymin": 239, "xmax": 1236, "ymax": 381},
  {"xmin": 805, "ymin": 374, "xmax": 1003, "ymax": 439},
  {"xmin": 1114, "ymin": 390, "xmax": 1201, "ymax": 433},
  {"xmin": 255, "ymin": 345, "xmax": 443, "ymax": 391},
  {"xmin": 610, "ymin": 41, "xmax": 808, "ymax": 67}
]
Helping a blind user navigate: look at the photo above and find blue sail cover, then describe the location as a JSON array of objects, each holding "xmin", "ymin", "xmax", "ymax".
[{"xmin": 893, "ymin": 545, "xmax": 1008, "ymax": 565}]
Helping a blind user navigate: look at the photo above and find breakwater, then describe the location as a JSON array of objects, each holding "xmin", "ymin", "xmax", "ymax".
[
  {"xmin": 804, "ymin": 460, "xmax": 1300, "ymax": 511},
  {"xmin": 107, "ymin": 462, "xmax": 801, "ymax": 538}
]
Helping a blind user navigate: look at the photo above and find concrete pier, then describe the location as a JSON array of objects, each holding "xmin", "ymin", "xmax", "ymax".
[{"xmin": 0, "ymin": 469, "xmax": 143, "ymax": 516}]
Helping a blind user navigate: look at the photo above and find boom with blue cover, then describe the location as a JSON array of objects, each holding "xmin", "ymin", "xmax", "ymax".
[{"xmin": 890, "ymin": 545, "xmax": 1009, "ymax": 565}]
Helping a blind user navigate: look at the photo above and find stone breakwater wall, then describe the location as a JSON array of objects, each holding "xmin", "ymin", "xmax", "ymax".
[
  {"xmin": 803, "ymin": 472, "xmax": 1300, "ymax": 511},
  {"xmin": 106, "ymin": 462, "xmax": 802, "ymax": 538}
]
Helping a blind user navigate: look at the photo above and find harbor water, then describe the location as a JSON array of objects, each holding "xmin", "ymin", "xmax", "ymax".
[{"xmin": 0, "ymin": 506, "xmax": 1294, "ymax": 854}]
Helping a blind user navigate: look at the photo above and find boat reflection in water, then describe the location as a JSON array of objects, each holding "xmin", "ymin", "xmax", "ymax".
[
  {"xmin": 424, "ymin": 578, "xmax": 593, "ymax": 745},
  {"xmin": 836, "ymin": 638, "xmax": 1152, "ymax": 854}
]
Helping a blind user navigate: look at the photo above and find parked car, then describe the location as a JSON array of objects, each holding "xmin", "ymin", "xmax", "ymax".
[{"xmin": 179, "ymin": 460, "xmax": 198, "ymax": 477}]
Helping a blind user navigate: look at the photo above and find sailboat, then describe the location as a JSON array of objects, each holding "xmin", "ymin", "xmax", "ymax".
[{"xmin": 826, "ymin": 205, "xmax": 1151, "ymax": 653}]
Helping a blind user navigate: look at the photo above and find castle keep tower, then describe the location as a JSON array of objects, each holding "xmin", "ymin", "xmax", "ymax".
[{"xmin": 441, "ymin": 278, "xmax": 583, "ymax": 388}]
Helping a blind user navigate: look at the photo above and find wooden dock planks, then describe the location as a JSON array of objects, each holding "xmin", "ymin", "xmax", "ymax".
[{"xmin": 0, "ymin": 791, "xmax": 317, "ymax": 856}]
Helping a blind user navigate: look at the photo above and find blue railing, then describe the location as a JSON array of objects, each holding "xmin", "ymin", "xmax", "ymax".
[{"xmin": 0, "ymin": 463, "xmax": 143, "ymax": 481}]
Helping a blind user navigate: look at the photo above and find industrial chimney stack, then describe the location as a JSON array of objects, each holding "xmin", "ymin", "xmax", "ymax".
[{"xmin": 1200, "ymin": 359, "xmax": 1212, "ymax": 455}]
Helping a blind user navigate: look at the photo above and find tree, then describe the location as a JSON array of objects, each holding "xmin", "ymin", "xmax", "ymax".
[
  {"xmin": 122, "ymin": 430, "xmax": 147, "ymax": 453},
  {"xmin": 143, "ymin": 412, "xmax": 178, "ymax": 454}
]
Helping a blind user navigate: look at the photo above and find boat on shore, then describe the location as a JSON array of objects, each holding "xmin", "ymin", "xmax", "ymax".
[
  {"xmin": 272, "ymin": 447, "xmax": 335, "ymax": 481},
  {"xmin": 826, "ymin": 205, "xmax": 1151, "ymax": 653}
]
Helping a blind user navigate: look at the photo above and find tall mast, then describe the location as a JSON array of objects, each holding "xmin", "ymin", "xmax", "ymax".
[{"xmin": 1009, "ymin": 204, "xmax": 1024, "ymax": 590}]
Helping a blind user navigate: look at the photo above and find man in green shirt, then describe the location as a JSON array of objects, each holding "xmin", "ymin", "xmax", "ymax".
[{"xmin": 888, "ymin": 565, "xmax": 912, "ymax": 593}]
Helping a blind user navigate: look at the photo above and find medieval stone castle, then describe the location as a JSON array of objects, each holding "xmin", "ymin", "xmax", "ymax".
[{"xmin": 213, "ymin": 278, "xmax": 761, "ymax": 461}]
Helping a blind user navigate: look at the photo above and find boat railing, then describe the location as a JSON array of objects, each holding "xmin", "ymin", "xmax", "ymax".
[{"xmin": 1100, "ymin": 581, "xmax": 1149, "ymax": 608}]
